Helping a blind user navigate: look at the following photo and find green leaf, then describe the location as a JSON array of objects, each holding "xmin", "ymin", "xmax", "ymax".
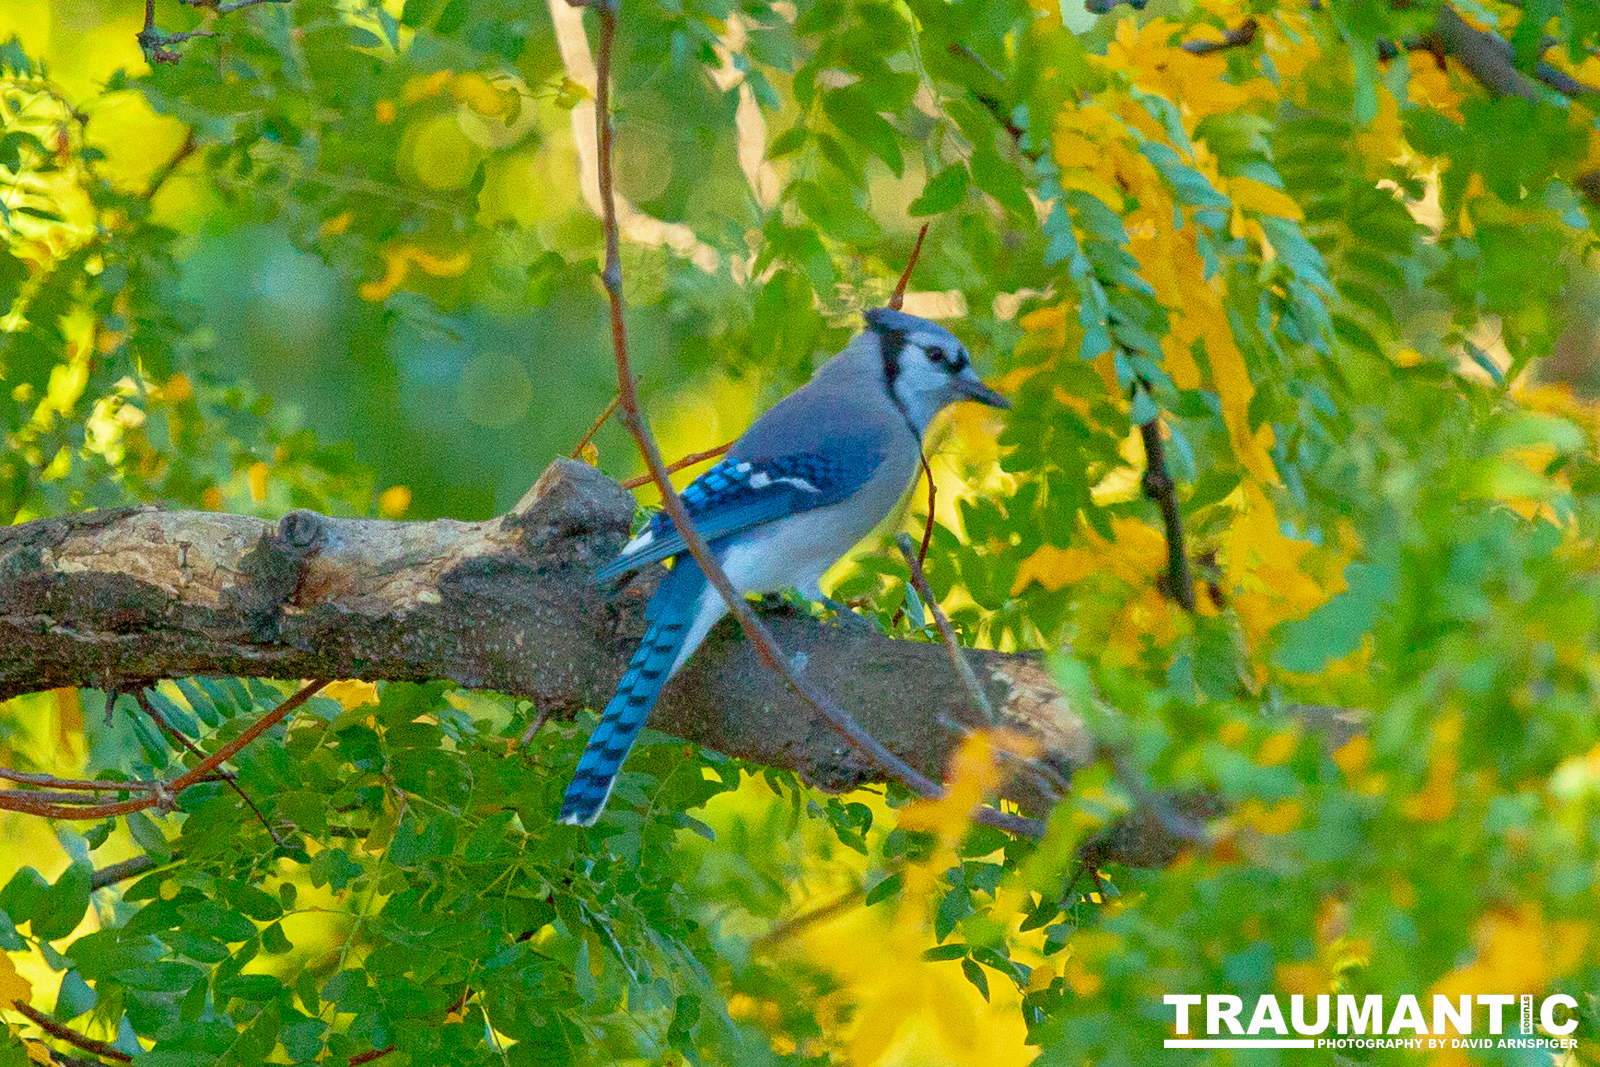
[
  {"xmin": 768, "ymin": 127, "xmax": 808, "ymax": 159},
  {"xmin": 909, "ymin": 164, "xmax": 969, "ymax": 216},
  {"xmin": 1274, "ymin": 563, "xmax": 1398, "ymax": 672},
  {"xmin": 32, "ymin": 864, "xmax": 92, "ymax": 942},
  {"xmin": 792, "ymin": 180, "xmax": 882, "ymax": 244},
  {"xmin": 864, "ymin": 871, "xmax": 904, "ymax": 906},
  {"xmin": 961, "ymin": 957, "xmax": 990, "ymax": 1001},
  {"xmin": 921, "ymin": 942, "xmax": 969, "ymax": 962},
  {"xmin": 0, "ymin": 867, "xmax": 50, "ymax": 926},
  {"xmin": 54, "ymin": 970, "xmax": 96, "ymax": 1020}
]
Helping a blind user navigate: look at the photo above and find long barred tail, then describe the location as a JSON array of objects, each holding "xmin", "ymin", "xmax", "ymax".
[{"xmin": 559, "ymin": 563, "xmax": 709, "ymax": 826}]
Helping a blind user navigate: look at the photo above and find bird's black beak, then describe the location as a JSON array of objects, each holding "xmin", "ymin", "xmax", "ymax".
[{"xmin": 954, "ymin": 375, "xmax": 1011, "ymax": 409}]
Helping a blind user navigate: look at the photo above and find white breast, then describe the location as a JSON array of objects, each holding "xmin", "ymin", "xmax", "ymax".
[{"xmin": 718, "ymin": 449, "xmax": 920, "ymax": 599}]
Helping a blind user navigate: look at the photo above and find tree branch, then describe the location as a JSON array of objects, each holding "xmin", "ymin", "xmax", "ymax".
[
  {"xmin": 9, "ymin": 999, "xmax": 132, "ymax": 1063},
  {"xmin": 0, "ymin": 463, "xmax": 1105, "ymax": 834},
  {"xmin": 1430, "ymin": 6, "xmax": 1598, "ymax": 103},
  {"xmin": 1137, "ymin": 405, "xmax": 1196, "ymax": 613},
  {"xmin": 1180, "ymin": 18, "xmax": 1258, "ymax": 55}
]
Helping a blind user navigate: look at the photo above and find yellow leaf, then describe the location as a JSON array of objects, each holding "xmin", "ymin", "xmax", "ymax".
[
  {"xmin": 374, "ymin": 100, "xmax": 397, "ymax": 125},
  {"xmin": 1402, "ymin": 711, "xmax": 1460, "ymax": 823},
  {"xmin": 1209, "ymin": 329, "xmax": 1278, "ymax": 485},
  {"xmin": 324, "ymin": 680, "xmax": 379, "ymax": 709},
  {"xmin": 319, "ymin": 210, "xmax": 354, "ymax": 236},
  {"xmin": 247, "ymin": 461, "xmax": 269, "ymax": 503},
  {"xmin": 1228, "ymin": 176, "xmax": 1303, "ymax": 220},
  {"xmin": 402, "ymin": 68, "xmax": 454, "ymax": 104},
  {"xmin": 1256, "ymin": 729, "xmax": 1299, "ymax": 767},
  {"xmin": 450, "ymin": 72, "xmax": 514, "ymax": 118},
  {"xmin": 360, "ymin": 246, "xmax": 409, "ymax": 301},
  {"xmin": 407, "ymin": 248, "xmax": 472, "ymax": 278},
  {"xmin": 1432, "ymin": 906, "xmax": 1590, "ymax": 1002},
  {"xmin": 0, "ymin": 952, "xmax": 34, "ymax": 1005},
  {"xmin": 1330, "ymin": 734, "xmax": 1370, "ymax": 777}
]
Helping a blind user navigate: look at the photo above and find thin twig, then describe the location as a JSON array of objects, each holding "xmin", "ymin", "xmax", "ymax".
[
  {"xmin": 946, "ymin": 45, "xmax": 1037, "ymax": 159},
  {"xmin": 569, "ymin": 392, "xmax": 623, "ymax": 459},
  {"xmin": 1430, "ymin": 6, "xmax": 1598, "ymax": 102},
  {"xmin": 0, "ymin": 681, "xmax": 328, "ymax": 821},
  {"xmin": 619, "ymin": 441, "xmax": 731, "ymax": 489},
  {"xmin": 144, "ymin": 129, "xmax": 196, "ymax": 200},
  {"xmin": 9, "ymin": 1000, "xmax": 132, "ymax": 1063},
  {"xmin": 888, "ymin": 449, "xmax": 937, "ymax": 626},
  {"xmin": 90, "ymin": 856, "xmax": 159, "ymax": 890},
  {"xmin": 573, "ymin": 0, "xmax": 1036, "ymax": 839},
  {"xmin": 135, "ymin": 691, "xmax": 287, "ymax": 847},
  {"xmin": 517, "ymin": 705, "xmax": 552, "ymax": 747},
  {"xmin": 888, "ymin": 222, "xmax": 930, "ymax": 310},
  {"xmin": 1135, "ymin": 397, "xmax": 1195, "ymax": 613},
  {"xmin": 0, "ymin": 768, "xmax": 160, "ymax": 792},
  {"xmin": 752, "ymin": 884, "xmax": 868, "ymax": 952},
  {"xmin": 895, "ymin": 533, "xmax": 995, "ymax": 724},
  {"xmin": 1101, "ymin": 744, "xmax": 1210, "ymax": 846},
  {"xmin": 1180, "ymin": 18, "xmax": 1258, "ymax": 55},
  {"xmin": 349, "ymin": 1046, "xmax": 396, "ymax": 1065},
  {"xmin": 215, "ymin": 0, "xmax": 292, "ymax": 11}
]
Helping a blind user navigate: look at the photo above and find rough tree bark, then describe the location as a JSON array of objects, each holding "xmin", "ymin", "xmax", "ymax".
[{"xmin": 0, "ymin": 460, "xmax": 1212, "ymax": 853}]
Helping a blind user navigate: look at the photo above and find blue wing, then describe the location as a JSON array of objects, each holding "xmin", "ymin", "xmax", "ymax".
[{"xmin": 596, "ymin": 446, "xmax": 883, "ymax": 582}]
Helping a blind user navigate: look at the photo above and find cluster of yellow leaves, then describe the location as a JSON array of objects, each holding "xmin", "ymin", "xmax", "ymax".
[
  {"xmin": 898, "ymin": 732, "xmax": 1039, "ymax": 897},
  {"xmin": 1008, "ymin": 3, "xmax": 1369, "ymax": 668},
  {"xmin": 746, "ymin": 734, "xmax": 1046, "ymax": 1066},
  {"xmin": 1014, "ymin": 479, "xmax": 1344, "ymax": 666},
  {"xmin": 1424, "ymin": 907, "xmax": 1591, "ymax": 1066}
]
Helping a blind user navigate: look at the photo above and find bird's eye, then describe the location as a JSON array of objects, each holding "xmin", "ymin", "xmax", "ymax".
[{"xmin": 926, "ymin": 346, "xmax": 948, "ymax": 366}]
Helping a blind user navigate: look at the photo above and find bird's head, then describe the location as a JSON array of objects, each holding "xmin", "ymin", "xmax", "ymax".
[{"xmin": 863, "ymin": 307, "xmax": 1010, "ymax": 433}]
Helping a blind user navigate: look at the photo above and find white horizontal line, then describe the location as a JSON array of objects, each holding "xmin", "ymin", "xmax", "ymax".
[{"xmin": 1165, "ymin": 1040, "xmax": 1318, "ymax": 1048}]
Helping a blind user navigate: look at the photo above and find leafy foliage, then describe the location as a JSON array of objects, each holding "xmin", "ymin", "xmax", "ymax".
[{"xmin": 7, "ymin": 0, "xmax": 1600, "ymax": 1062}]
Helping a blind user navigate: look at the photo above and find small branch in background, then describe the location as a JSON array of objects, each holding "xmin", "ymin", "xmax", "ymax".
[
  {"xmin": 0, "ymin": 680, "xmax": 328, "ymax": 821},
  {"xmin": 9, "ymin": 1000, "xmax": 132, "ymax": 1063},
  {"xmin": 885, "ymin": 220, "xmax": 939, "ymax": 608},
  {"xmin": 215, "ymin": 0, "xmax": 291, "ymax": 12},
  {"xmin": 90, "ymin": 855, "xmax": 159, "ymax": 890},
  {"xmin": 138, "ymin": 0, "xmax": 285, "ymax": 63},
  {"xmin": 349, "ymin": 1046, "xmax": 396, "ymax": 1065},
  {"xmin": 946, "ymin": 44, "xmax": 1039, "ymax": 160},
  {"xmin": 137, "ymin": 0, "xmax": 214, "ymax": 67},
  {"xmin": 895, "ymin": 533, "xmax": 994, "ymax": 724},
  {"xmin": 1100, "ymin": 744, "xmax": 1211, "ymax": 847},
  {"xmin": 0, "ymin": 768, "xmax": 160, "ymax": 792},
  {"xmin": 1181, "ymin": 17, "xmax": 1258, "ymax": 55},
  {"xmin": 143, "ymin": 129, "xmax": 196, "ymax": 200},
  {"xmin": 134, "ymin": 690, "xmax": 287, "ymax": 846},
  {"xmin": 569, "ymin": 392, "xmax": 623, "ymax": 460},
  {"xmin": 753, "ymin": 883, "xmax": 870, "ymax": 952},
  {"xmin": 1429, "ymin": 5, "xmax": 1598, "ymax": 102},
  {"xmin": 516, "ymin": 704, "xmax": 552, "ymax": 747},
  {"xmin": 619, "ymin": 442, "xmax": 731, "ymax": 490},
  {"xmin": 1135, "ymin": 402, "xmax": 1196, "ymax": 613},
  {"xmin": 887, "ymin": 222, "xmax": 929, "ymax": 311},
  {"xmin": 574, "ymin": 0, "xmax": 1035, "ymax": 840}
]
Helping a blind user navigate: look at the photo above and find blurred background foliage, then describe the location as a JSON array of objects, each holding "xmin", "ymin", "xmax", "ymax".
[{"xmin": 6, "ymin": 0, "xmax": 1600, "ymax": 1062}]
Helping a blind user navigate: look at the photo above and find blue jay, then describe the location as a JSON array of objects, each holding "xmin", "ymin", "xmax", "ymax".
[{"xmin": 559, "ymin": 308, "xmax": 1010, "ymax": 826}]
